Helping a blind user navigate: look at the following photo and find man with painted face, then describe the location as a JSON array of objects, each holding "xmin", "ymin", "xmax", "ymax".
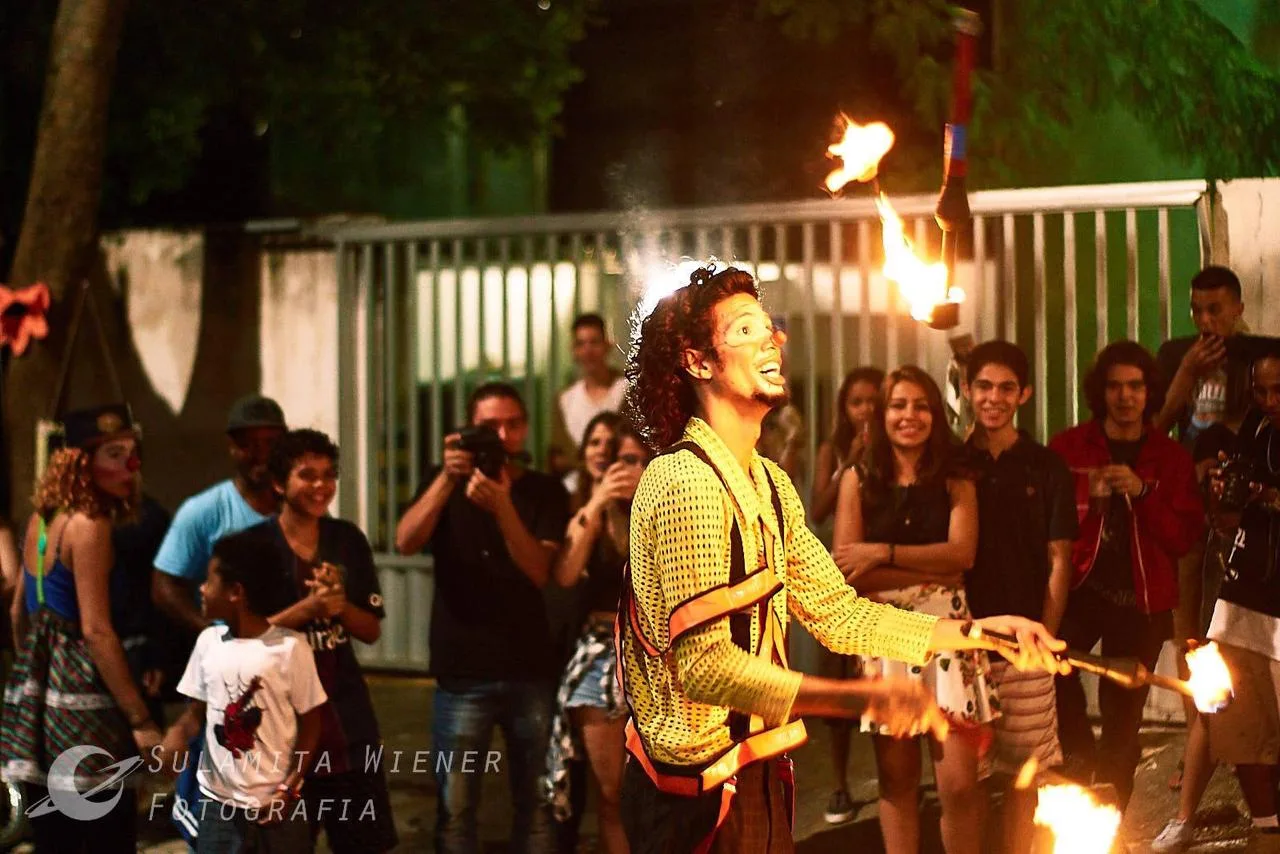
[
  {"xmin": 150, "ymin": 394, "xmax": 287, "ymax": 845},
  {"xmin": 617, "ymin": 265, "xmax": 1067, "ymax": 853}
]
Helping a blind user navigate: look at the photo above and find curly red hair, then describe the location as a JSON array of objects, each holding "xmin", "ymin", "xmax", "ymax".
[
  {"xmin": 33, "ymin": 447, "xmax": 138, "ymax": 523},
  {"xmin": 624, "ymin": 265, "xmax": 759, "ymax": 449}
]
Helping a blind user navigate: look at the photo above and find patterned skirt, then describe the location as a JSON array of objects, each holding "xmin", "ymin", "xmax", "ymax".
[
  {"xmin": 542, "ymin": 618, "xmax": 626, "ymax": 821},
  {"xmin": 859, "ymin": 584, "xmax": 999, "ymax": 740},
  {"xmin": 1, "ymin": 608, "xmax": 137, "ymax": 790}
]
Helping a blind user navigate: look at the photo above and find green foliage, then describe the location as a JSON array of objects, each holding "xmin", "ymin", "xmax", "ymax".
[
  {"xmin": 760, "ymin": 0, "xmax": 1280, "ymax": 186},
  {"xmin": 5, "ymin": 0, "xmax": 594, "ymax": 219}
]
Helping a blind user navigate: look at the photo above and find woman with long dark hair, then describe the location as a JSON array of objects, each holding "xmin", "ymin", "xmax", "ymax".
[
  {"xmin": 544, "ymin": 411, "xmax": 649, "ymax": 854},
  {"xmin": 832, "ymin": 366, "xmax": 993, "ymax": 854},
  {"xmin": 1, "ymin": 406, "xmax": 162, "ymax": 853}
]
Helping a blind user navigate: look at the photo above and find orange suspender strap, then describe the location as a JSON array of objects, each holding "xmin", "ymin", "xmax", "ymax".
[{"xmin": 624, "ymin": 717, "xmax": 808, "ymax": 795}]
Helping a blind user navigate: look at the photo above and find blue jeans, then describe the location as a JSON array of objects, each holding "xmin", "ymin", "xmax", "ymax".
[{"xmin": 432, "ymin": 680, "xmax": 554, "ymax": 854}]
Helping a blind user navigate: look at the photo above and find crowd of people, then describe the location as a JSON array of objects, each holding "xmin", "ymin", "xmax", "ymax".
[{"xmin": 0, "ymin": 263, "xmax": 1276, "ymax": 854}]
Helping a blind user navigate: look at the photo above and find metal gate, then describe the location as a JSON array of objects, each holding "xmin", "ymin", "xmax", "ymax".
[{"xmin": 332, "ymin": 179, "xmax": 1209, "ymax": 672}]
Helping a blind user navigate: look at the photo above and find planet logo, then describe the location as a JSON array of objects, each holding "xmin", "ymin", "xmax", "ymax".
[{"xmin": 27, "ymin": 746, "xmax": 143, "ymax": 821}]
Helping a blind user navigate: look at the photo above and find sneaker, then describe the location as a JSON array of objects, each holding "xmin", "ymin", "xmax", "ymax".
[
  {"xmin": 824, "ymin": 789, "xmax": 856, "ymax": 824},
  {"xmin": 1151, "ymin": 818, "xmax": 1192, "ymax": 853}
]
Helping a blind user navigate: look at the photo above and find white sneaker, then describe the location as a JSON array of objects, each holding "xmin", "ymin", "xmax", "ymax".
[{"xmin": 1151, "ymin": 818, "xmax": 1192, "ymax": 852}]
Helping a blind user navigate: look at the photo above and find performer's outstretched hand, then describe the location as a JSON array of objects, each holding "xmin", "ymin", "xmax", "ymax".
[
  {"xmin": 863, "ymin": 678, "xmax": 950, "ymax": 742},
  {"xmin": 974, "ymin": 615, "xmax": 1070, "ymax": 675}
]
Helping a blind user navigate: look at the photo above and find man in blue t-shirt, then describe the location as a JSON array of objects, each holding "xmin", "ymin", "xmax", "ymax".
[{"xmin": 150, "ymin": 394, "xmax": 287, "ymax": 845}]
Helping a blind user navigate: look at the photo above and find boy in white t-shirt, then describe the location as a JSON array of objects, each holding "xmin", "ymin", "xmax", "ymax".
[{"xmin": 162, "ymin": 531, "xmax": 328, "ymax": 853}]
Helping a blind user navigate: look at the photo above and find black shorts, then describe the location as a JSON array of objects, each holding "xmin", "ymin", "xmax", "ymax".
[{"xmin": 303, "ymin": 768, "xmax": 399, "ymax": 854}]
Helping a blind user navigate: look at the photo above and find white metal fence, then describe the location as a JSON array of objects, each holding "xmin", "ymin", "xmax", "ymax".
[{"xmin": 333, "ymin": 179, "xmax": 1209, "ymax": 674}]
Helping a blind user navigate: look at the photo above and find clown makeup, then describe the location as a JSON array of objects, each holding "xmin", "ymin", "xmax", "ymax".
[{"xmin": 91, "ymin": 436, "xmax": 140, "ymax": 499}]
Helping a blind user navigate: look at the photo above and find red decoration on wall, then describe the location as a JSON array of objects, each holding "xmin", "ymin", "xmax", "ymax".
[{"xmin": 0, "ymin": 283, "xmax": 51, "ymax": 356}]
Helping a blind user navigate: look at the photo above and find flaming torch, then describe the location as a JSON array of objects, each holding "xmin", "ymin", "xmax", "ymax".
[
  {"xmin": 931, "ymin": 8, "xmax": 983, "ymax": 332},
  {"xmin": 1034, "ymin": 784, "xmax": 1122, "ymax": 854}
]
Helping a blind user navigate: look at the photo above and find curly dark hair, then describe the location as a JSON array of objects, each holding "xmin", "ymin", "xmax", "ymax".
[
  {"xmin": 859, "ymin": 365, "xmax": 967, "ymax": 504},
  {"xmin": 212, "ymin": 531, "xmax": 292, "ymax": 616},
  {"xmin": 268, "ymin": 428, "xmax": 340, "ymax": 487},
  {"xmin": 624, "ymin": 265, "xmax": 760, "ymax": 449},
  {"xmin": 1083, "ymin": 340, "xmax": 1164, "ymax": 422},
  {"xmin": 830, "ymin": 367, "xmax": 885, "ymax": 459},
  {"xmin": 33, "ymin": 447, "xmax": 138, "ymax": 524}
]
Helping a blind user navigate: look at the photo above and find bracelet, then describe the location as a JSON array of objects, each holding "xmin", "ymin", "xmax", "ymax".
[{"xmin": 958, "ymin": 620, "xmax": 983, "ymax": 642}]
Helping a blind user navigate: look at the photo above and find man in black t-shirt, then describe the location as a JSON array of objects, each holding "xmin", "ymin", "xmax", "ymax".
[
  {"xmin": 396, "ymin": 382, "xmax": 569, "ymax": 854},
  {"xmin": 962, "ymin": 341, "xmax": 1078, "ymax": 854}
]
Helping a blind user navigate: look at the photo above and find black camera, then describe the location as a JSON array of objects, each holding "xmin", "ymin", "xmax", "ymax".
[
  {"xmin": 1218, "ymin": 452, "xmax": 1262, "ymax": 514},
  {"xmin": 456, "ymin": 425, "xmax": 508, "ymax": 478}
]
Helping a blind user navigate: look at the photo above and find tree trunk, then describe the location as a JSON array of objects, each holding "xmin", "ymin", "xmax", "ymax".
[{"xmin": 3, "ymin": 0, "xmax": 129, "ymax": 520}]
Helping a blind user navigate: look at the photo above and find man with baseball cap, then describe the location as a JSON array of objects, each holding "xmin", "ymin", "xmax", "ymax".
[{"xmin": 150, "ymin": 394, "xmax": 287, "ymax": 844}]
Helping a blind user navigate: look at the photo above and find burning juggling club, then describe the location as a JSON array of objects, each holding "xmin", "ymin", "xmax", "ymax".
[
  {"xmin": 982, "ymin": 629, "xmax": 1196, "ymax": 700},
  {"xmin": 930, "ymin": 7, "xmax": 982, "ymax": 332}
]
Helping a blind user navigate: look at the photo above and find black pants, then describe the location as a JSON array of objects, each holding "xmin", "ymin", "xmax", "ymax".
[
  {"xmin": 620, "ymin": 758, "xmax": 793, "ymax": 854},
  {"xmin": 1054, "ymin": 586, "xmax": 1172, "ymax": 810},
  {"xmin": 25, "ymin": 785, "xmax": 136, "ymax": 854}
]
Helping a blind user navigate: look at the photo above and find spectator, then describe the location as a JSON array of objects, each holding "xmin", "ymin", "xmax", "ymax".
[
  {"xmin": 551, "ymin": 314, "xmax": 626, "ymax": 485},
  {"xmin": 151, "ymin": 393, "xmax": 287, "ymax": 845},
  {"xmin": 1049, "ymin": 341, "xmax": 1203, "ymax": 811},
  {"xmin": 545, "ymin": 414, "xmax": 649, "ymax": 854},
  {"xmin": 832, "ymin": 365, "xmax": 992, "ymax": 854},
  {"xmin": 236, "ymin": 429, "xmax": 397, "ymax": 853},
  {"xmin": 0, "ymin": 405, "xmax": 162, "ymax": 852},
  {"xmin": 160, "ymin": 533, "xmax": 326, "ymax": 853},
  {"xmin": 1154, "ymin": 344, "xmax": 1280, "ymax": 851},
  {"xmin": 961, "ymin": 341, "xmax": 1078, "ymax": 853},
  {"xmin": 1154, "ymin": 265, "xmax": 1250, "ymax": 442},
  {"xmin": 808, "ymin": 365, "xmax": 883, "ymax": 826},
  {"xmin": 395, "ymin": 382, "xmax": 569, "ymax": 854},
  {"xmin": 757, "ymin": 402, "xmax": 806, "ymax": 485},
  {"xmin": 112, "ymin": 491, "xmax": 172, "ymax": 726}
]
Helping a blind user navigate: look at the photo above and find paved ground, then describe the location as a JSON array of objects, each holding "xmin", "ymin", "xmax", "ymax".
[{"xmin": 12, "ymin": 674, "xmax": 1273, "ymax": 852}]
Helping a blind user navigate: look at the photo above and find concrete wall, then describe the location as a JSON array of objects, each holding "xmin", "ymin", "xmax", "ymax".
[{"xmin": 100, "ymin": 228, "xmax": 338, "ymax": 512}]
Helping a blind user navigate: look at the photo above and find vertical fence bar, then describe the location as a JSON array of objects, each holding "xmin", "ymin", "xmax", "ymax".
[
  {"xmin": 695, "ymin": 227, "xmax": 710, "ymax": 262},
  {"xmin": 773, "ymin": 224, "xmax": 789, "ymax": 330},
  {"xmin": 383, "ymin": 242, "xmax": 399, "ymax": 549},
  {"xmin": 405, "ymin": 243, "xmax": 420, "ymax": 496},
  {"xmin": 570, "ymin": 233, "xmax": 583, "ymax": 320},
  {"xmin": 857, "ymin": 220, "xmax": 873, "ymax": 366},
  {"xmin": 1095, "ymin": 211, "xmax": 1109, "ymax": 349},
  {"xmin": 1032, "ymin": 213, "xmax": 1048, "ymax": 440},
  {"xmin": 429, "ymin": 241, "xmax": 443, "ymax": 466},
  {"xmin": 523, "ymin": 235, "xmax": 536, "ymax": 443},
  {"xmin": 914, "ymin": 217, "xmax": 932, "ymax": 370},
  {"xmin": 1063, "ymin": 214, "xmax": 1079, "ymax": 427},
  {"xmin": 336, "ymin": 243, "xmax": 359, "ymax": 523},
  {"xmin": 545, "ymin": 234, "xmax": 560, "ymax": 460},
  {"xmin": 971, "ymin": 216, "xmax": 986, "ymax": 343},
  {"xmin": 499, "ymin": 238, "xmax": 511, "ymax": 376},
  {"xmin": 1125, "ymin": 207, "xmax": 1139, "ymax": 341},
  {"xmin": 1157, "ymin": 208, "xmax": 1172, "ymax": 342},
  {"xmin": 452, "ymin": 239, "xmax": 466, "ymax": 429},
  {"xmin": 802, "ymin": 222, "xmax": 818, "ymax": 499},
  {"xmin": 747, "ymin": 225, "xmax": 762, "ymax": 281},
  {"xmin": 830, "ymin": 221, "xmax": 845, "ymax": 406},
  {"xmin": 361, "ymin": 243, "xmax": 377, "ymax": 541},
  {"xmin": 476, "ymin": 238, "xmax": 488, "ymax": 383},
  {"xmin": 1001, "ymin": 214, "xmax": 1017, "ymax": 345}
]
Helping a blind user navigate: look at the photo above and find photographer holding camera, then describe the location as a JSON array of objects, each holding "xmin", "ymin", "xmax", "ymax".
[
  {"xmin": 395, "ymin": 382, "xmax": 569, "ymax": 854},
  {"xmin": 1155, "ymin": 344, "xmax": 1280, "ymax": 851}
]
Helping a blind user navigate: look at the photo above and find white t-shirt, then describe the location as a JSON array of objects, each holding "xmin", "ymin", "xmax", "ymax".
[
  {"xmin": 178, "ymin": 625, "xmax": 328, "ymax": 808},
  {"xmin": 559, "ymin": 375, "xmax": 626, "ymax": 449}
]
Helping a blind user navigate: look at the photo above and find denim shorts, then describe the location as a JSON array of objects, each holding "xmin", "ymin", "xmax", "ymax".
[{"xmin": 564, "ymin": 648, "xmax": 615, "ymax": 710}]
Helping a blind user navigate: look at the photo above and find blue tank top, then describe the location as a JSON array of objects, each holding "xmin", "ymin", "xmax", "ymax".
[{"xmin": 23, "ymin": 516, "xmax": 81, "ymax": 621}]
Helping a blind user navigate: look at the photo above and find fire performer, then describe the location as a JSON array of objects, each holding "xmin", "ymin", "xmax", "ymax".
[{"xmin": 617, "ymin": 265, "xmax": 1066, "ymax": 853}]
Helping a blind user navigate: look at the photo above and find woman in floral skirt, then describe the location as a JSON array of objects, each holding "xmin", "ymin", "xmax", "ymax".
[{"xmin": 832, "ymin": 366, "xmax": 995, "ymax": 854}]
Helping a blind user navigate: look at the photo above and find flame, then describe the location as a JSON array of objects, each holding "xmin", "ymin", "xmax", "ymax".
[
  {"xmin": 876, "ymin": 193, "xmax": 965, "ymax": 322},
  {"xmin": 1034, "ymin": 784, "xmax": 1121, "ymax": 854},
  {"xmin": 1186, "ymin": 641, "xmax": 1234, "ymax": 713},
  {"xmin": 825, "ymin": 119, "xmax": 895, "ymax": 193}
]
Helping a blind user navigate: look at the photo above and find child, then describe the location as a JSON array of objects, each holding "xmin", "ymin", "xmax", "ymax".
[{"xmin": 162, "ymin": 531, "xmax": 328, "ymax": 852}]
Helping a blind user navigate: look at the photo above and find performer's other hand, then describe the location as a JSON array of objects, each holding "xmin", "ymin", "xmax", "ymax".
[
  {"xmin": 975, "ymin": 615, "xmax": 1070, "ymax": 675},
  {"xmin": 863, "ymin": 678, "xmax": 949, "ymax": 741}
]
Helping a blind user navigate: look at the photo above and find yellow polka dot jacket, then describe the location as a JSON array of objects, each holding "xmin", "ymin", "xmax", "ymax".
[{"xmin": 621, "ymin": 418, "xmax": 938, "ymax": 768}]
